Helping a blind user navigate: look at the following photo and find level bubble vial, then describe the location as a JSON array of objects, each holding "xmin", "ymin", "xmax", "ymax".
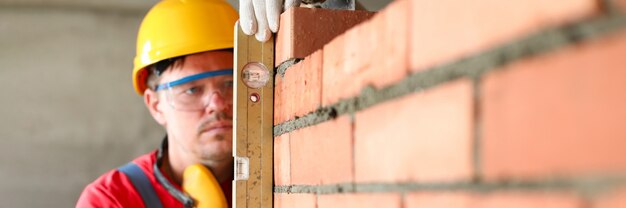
[{"xmin": 241, "ymin": 62, "xmax": 270, "ymax": 89}]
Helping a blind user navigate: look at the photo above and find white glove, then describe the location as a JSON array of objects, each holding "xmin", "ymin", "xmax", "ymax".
[{"xmin": 240, "ymin": 0, "xmax": 302, "ymax": 42}]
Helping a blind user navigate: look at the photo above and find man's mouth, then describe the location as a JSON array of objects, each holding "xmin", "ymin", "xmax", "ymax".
[{"xmin": 200, "ymin": 121, "xmax": 233, "ymax": 134}]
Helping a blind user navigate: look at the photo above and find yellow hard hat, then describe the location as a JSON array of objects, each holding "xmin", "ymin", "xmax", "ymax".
[{"xmin": 132, "ymin": 0, "xmax": 238, "ymax": 96}]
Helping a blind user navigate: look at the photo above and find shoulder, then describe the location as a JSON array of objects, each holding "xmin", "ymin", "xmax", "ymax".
[
  {"xmin": 76, "ymin": 169, "xmax": 143, "ymax": 208},
  {"xmin": 76, "ymin": 151, "xmax": 157, "ymax": 208}
]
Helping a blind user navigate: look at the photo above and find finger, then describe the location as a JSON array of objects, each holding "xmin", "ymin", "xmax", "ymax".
[
  {"xmin": 239, "ymin": 0, "xmax": 257, "ymax": 35},
  {"xmin": 283, "ymin": 0, "xmax": 301, "ymax": 11},
  {"xmin": 252, "ymin": 0, "xmax": 271, "ymax": 42},
  {"xmin": 267, "ymin": 0, "xmax": 282, "ymax": 32},
  {"xmin": 255, "ymin": 27, "xmax": 271, "ymax": 42}
]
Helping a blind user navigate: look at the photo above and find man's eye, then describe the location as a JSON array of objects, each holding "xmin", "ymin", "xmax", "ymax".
[
  {"xmin": 184, "ymin": 86, "xmax": 201, "ymax": 95},
  {"xmin": 224, "ymin": 80, "xmax": 234, "ymax": 88}
]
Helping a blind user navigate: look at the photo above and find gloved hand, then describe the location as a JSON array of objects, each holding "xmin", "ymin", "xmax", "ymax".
[{"xmin": 240, "ymin": 0, "xmax": 302, "ymax": 42}]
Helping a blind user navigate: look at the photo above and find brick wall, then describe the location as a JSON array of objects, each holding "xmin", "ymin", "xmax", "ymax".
[{"xmin": 273, "ymin": 0, "xmax": 626, "ymax": 207}]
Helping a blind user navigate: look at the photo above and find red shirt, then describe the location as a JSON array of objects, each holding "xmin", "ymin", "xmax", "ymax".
[{"xmin": 76, "ymin": 150, "xmax": 232, "ymax": 208}]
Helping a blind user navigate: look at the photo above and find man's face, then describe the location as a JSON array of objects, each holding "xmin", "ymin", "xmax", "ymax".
[{"xmin": 149, "ymin": 51, "xmax": 234, "ymax": 163}]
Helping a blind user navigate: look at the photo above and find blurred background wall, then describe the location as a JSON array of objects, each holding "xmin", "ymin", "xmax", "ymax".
[
  {"xmin": 0, "ymin": 0, "xmax": 389, "ymax": 207},
  {"xmin": 0, "ymin": 1, "xmax": 162, "ymax": 207}
]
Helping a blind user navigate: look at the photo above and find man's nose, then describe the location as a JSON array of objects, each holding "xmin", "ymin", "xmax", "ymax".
[{"xmin": 205, "ymin": 91, "xmax": 229, "ymax": 114}]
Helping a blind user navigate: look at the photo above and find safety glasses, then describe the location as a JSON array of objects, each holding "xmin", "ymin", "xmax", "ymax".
[{"xmin": 155, "ymin": 69, "xmax": 234, "ymax": 111}]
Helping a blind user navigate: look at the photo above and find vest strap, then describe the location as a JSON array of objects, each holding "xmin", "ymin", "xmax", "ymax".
[{"xmin": 118, "ymin": 162, "xmax": 163, "ymax": 208}]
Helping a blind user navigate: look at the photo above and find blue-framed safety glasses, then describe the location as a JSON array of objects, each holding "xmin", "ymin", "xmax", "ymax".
[{"xmin": 155, "ymin": 69, "xmax": 234, "ymax": 111}]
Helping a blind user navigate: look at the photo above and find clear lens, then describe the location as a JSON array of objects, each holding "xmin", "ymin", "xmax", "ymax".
[{"xmin": 164, "ymin": 75, "xmax": 233, "ymax": 111}]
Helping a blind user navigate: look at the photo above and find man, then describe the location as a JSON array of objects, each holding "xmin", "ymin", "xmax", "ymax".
[
  {"xmin": 77, "ymin": 0, "xmax": 302, "ymax": 206},
  {"xmin": 78, "ymin": 0, "xmax": 237, "ymax": 207}
]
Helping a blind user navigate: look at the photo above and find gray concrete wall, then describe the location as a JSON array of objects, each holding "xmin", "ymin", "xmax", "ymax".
[
  {"xmin": 0, "ymin": 5, "xmax": 163, "ymax": 207},
  {"xmin": 0, "ymin": 0, "xmax": 389, "ymax": 207}
]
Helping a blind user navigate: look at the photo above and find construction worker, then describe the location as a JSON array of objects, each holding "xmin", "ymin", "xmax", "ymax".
[{"xmin": 77, "ymin": 0, "xmax": 242, "ymax": 207}]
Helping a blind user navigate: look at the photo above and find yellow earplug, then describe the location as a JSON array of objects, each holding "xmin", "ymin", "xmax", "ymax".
[{"xmin": 182, "ymin": 164, "xmax": 228, "ymax": 208}]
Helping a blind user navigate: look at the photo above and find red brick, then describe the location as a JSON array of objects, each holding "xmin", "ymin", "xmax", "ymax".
[
  {"xmin": 592, "ymin": 186, "xmax": 626, "ymax": 208},
  {"xmin": 275, "ymin": 58, "xmax": 316, "ymax": 124},
  {"xmin": 409, "ymin": 0, "xmax": 598, "ymax": 72},
  {"xmin": 368, "ymin": 0, "xmax": 410, "ymax": 87},
  {"xmin": 318, "ymin": 193, "xmax": 401, "ymax": 208},
  {"xmin": 473, "ymin": 193, "xmax": 583, "ymax": 207},
  {"xmin": 322, "ymin": 32, "xmax": 352, "ymax": 106},
  {"xmin": 275, "ymin": 7, "xmax": 375, "ymax": 67},
  {"xmin": 284, "ymin": 50, "xmax": 323, "ymax": 119},
  {"xmin": 482, "ymin": 30, "xmax": 626, "ymax": 180},
  {"xmin": 406, "ymin": 192, "xmax": 475, "ymax": 208},
  {"xmin": 405, "ymin": 192, "xmax": 583, "ymax": 208},
  {"xmin": 322, "ymin": 0, "xmax": 410, "ymax": 106},
  {"xmin": 274, "ymin": 74, "xmax": 287, "ymax": 125},
  {"xmin": 274, "ymin": 193, "xmax": 316, "ymax": 208},
  {"xmin": 290, "ymin": 116, "xmax": 353, "ymax": 185},
  {"xmin": 274, "ymin": 133, "xmax": 290, "ymax": 186},
  {"xmin": 354, "ymin": 79, "xmax": 473, "ymax": 183}
]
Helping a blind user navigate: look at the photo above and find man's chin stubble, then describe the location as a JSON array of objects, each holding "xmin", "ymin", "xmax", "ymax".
[{"xmin": 214, "ymin": 134, "xmax": 225, "ymax": 141}]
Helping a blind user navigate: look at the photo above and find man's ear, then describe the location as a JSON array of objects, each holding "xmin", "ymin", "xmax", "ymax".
[{"xmin": 144, "ymin": 89, "xmax": 166, "ymax": 126}]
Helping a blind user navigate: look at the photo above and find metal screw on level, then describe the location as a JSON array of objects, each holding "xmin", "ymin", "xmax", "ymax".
[{"xmin": 250, "ymin": 93, "xmax": 260, "ymax": 103}]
